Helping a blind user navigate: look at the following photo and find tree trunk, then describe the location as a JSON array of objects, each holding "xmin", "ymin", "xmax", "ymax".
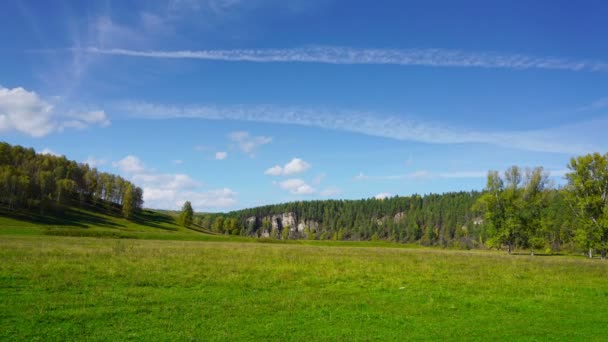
[
  {"xmin": 589, "ymin": 248, "xmax": 593, "ymax": 259},
  {"xmin": 530, "ymin": 250, "xmax": 534, "ymax": 256},
  {"xmin": 507, "ymin": 244, "xmax": 511, "ymax": 254}
]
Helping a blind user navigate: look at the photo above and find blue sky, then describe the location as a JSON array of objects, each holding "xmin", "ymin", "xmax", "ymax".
[{"xmin": 1, "ymin": 0, "xmax": 607, "ymax": 211}]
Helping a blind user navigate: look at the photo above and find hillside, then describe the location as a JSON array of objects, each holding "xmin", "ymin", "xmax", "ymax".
[{"xmin": 0, "ymin": 205, "xmax": 217, "ymax": 240}]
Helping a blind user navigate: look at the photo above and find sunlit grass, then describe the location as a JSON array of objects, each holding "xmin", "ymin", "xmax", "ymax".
[{"xmin": 1, "ymin": 235, "xmax": 607, "ymax": 341}]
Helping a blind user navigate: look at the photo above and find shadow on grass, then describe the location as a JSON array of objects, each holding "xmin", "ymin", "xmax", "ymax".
[
  {"xmin": 132, "ymin": 210, "xmax": 179, "ymax": 231},
  {"xmin": 187, "ymin": 224, "xmax": 223, "ymax": 235},
  {"xmin": 0, "ymin": 207, "xmax": 124, "ymax": 229}
]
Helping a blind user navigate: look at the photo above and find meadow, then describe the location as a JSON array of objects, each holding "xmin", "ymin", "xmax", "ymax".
[{"xmin": 1, "ymin": 230, "xmax": 607, "ymax": 341}]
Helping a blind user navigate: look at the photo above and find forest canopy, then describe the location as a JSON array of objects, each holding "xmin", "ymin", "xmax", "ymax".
[{"xmin": 0, "ymin": 142, "xmax": 143, "ymax": 219}]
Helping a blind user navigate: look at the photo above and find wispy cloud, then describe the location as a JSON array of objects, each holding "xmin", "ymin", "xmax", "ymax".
[
  {"xmin": 320, "ymin": 186, "xmax": 341, "ymax": 197},
  {"xmin": 85, "ymin": 46, "xmax": 608, "ymax": 72},
  {"xmin": 229, "ymin": 131, "xmax": 272, "ymax": 156},
  {"xmin": 355, "ymin": 168, "xmax": 569, "ymax": 182},
  {"xmin": 118, "ymin": 101, "xmax": 606, "ymax": 154},
  {"xmin": 355, "ymin": 170, "xmax": 487, "ymax": 181}
]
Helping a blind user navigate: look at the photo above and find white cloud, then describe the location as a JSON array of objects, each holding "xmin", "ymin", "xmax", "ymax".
[
  {"xmin": 85, "ymin": 46, "xmax": 608, "ymax": 72},
  {"xmin": 215, "ymin": 151, "xmax": 228, "ymax": 160},
  {"xmin": 229, "ymin": 131, "xmax": 272, "ymax": 156},
  {"xmin": 0, "ymin": 86, "xmax": 56, "ymax": 137},
  {"xmin": 133, "ymin": 173, "xmax": 201, "ymax": 190},
  {"xmin": 85, "ymin": 156, "xmax": 107, "ymax": 168},
  {"xmin": 112, "ymin": 154, "xmax": 237, "ymax": 210},
  {"xmin": 0, "ymin": 85, "xmax": 109, "ymax": 137},
  {"xmin": 264, "ymin": 165, "xmax": 283, "ymax": 176},
  {"xmin": 284, "ymin": 158, "xmax": 311, "ymax": 175},
  {"xmin": 120, "ymin": 101, "xmax": 606, "ymax": 154},
  {"xmin": 172, "ymin": 159, "xmax": 183, "ymax": 165},
  {"xmin": 374, "ymin": 192, "xmax": 393, "ymax": 200},
  {"xmin": 113, "ymin": 155, "xmax": 146, "ymax": 173},
  {"xmin": 143, "ymin": 187, "xmax": 237, "ymax": 210},
  {"xmin": 40, "ymin": 148, "xmax": 61, "ymax": 157},
  {"xmin": 278, "ymin": 178, "xmax": 316, "ymax": 195},
  {"xmin": 320, "ymin": 186, "xmax": 341, "ymax": 197},
  {"xmin": 265, "ymin": 157, "xmax": 311, "ymax": 176}
]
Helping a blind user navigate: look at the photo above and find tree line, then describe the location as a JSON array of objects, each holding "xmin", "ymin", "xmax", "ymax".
[
  {"xmin": 0, "ymin": 142, "xmax": 143, "ymax": 219},
  {"xmin": 193, "ymin": 152, "xmax": 607, "ymax": 258}
]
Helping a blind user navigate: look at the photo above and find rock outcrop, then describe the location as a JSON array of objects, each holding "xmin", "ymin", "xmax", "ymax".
[
  {"xmin": 246, "ymin": 212, "xmax": 319, "ymax": 238},
  {"xmin": 394, "ymin": 212, "xmax": 405, "ymax": 223}
]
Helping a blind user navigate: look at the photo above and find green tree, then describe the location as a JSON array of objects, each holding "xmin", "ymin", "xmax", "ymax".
[
  {"xmin": 521, "ymin": 167, "xmax": 550, "ymax": 255},
  {"xmin": 475, "ymin": 166, "xmax": 550, "ymax": 254},
  {"xmin": 121, "ymin": 184, "xmax": 135, "ymax": 220},
  {"xmin": 281, "ymin": 226, "xmax": 290, "ymax": 240},
  {"xmin": 178, "ymin": 201, "xmax": 194, "ymax": 227},
  {"xmin": 565, "ymin": 153, "xmax": 608, "ymax": 258},
  {"xmin": 213, "ymin": 216, "xmax": 225, "ymax": 233}
]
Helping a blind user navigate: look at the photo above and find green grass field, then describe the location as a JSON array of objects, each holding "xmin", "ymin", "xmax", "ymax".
[{"xmin": 1, "ymin": 209, "xmax": 608, "ymax": 340}]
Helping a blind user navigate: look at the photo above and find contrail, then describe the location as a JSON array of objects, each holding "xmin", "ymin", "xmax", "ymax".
[{"xmin": 85, "ymin": 46, "xmax": 608, "ymax": 72}]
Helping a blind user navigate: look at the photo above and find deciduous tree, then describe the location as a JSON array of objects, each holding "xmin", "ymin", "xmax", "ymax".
[{"xmin": 565, "ymin": 153, "xmax": 608, "ymax": 258}]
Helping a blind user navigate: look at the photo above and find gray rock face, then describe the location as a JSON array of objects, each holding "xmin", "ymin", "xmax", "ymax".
[
  {"xmin": 280, "ymin": 212, "xmax": 297, "ymax": 229},
  {"xmin": 375, "ymin": 216, "xmax": 390, "ymax": 226},
  {"xmin": 270, "ymin": 215, "xmax": 281, "ymax": 231},
  {"xmin": 296, "ymin": 219, "xmax": 318, "ymax": 232},
  {"xmin": 266, "ymin": 212, "xmax": 298, "ymax": 231},
  {"xmin": 394, "ymin": 212, "xmax": 405, "ymax": 223},
  {"xmin": 249, "ymin": 212, "xmax": 319, "ymax": 237}
]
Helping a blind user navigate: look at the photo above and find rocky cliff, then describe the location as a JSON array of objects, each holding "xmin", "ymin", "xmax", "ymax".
[{"xmin": 246, "ymin": 212, "xmax": 319, "ymax": 238}]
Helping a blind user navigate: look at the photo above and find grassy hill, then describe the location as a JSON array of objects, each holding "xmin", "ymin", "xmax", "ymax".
[{"xmin": 0, "ymin": 206, "xmax": 233, "ymax": 242}]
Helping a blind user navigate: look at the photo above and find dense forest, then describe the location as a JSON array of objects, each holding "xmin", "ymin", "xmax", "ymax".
[
  {"xmin": 0, "ymin": 142, "xmax": 143, "ymax": 219},
  {"xmin": 196, "ymin": 153, "xmax": 607, "ymax": 257},
  {"xmin": 197, "ymin": 190, "xmax": 564, "ymax": 250},
  {"xmin": 228, "ymin": 192, "xmax": 482, "ymax": 244}
]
